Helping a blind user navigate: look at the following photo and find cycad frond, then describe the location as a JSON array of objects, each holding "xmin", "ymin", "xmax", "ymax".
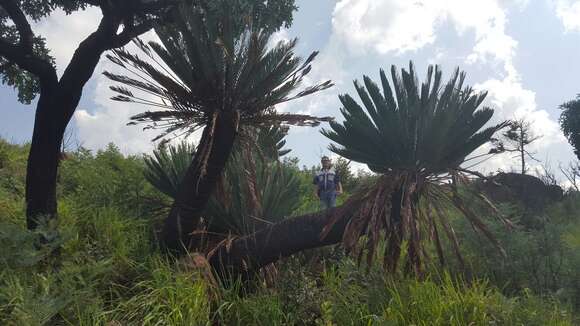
[
  {"xmin": 144, "ymin": 134, "xmax": 300, "ymax": 237},
  {"xmin": 322, "ymin": 62, "xmax": 507, "ymax": 175},
  {"xmin": 322, "ymin": 62, "xmax": 510, "ymax": 276},
  {"xmin": 143, "ymin": 142, "xmax": 196, "ymax": 198},
  {"xmin": 105, "ymin": 1, "xmax": 333, "ymax": 142}
]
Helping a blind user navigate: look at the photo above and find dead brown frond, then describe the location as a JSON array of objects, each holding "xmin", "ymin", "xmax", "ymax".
[{"xmin": 322, "ymin": 169, "xmax": 510, "ymax": 276}]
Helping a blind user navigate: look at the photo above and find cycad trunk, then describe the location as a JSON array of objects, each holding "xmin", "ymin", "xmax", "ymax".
[
  {"xmin": 206, "ymin": 186, "xmax": 409, "ymax": 279},
  {"xmin": 162, "ymin": 111, "xmax": 239, "ymax": 251},
  {"xmin": 207, "ymin": 200, "xmax": 359, "ymax": 279}
]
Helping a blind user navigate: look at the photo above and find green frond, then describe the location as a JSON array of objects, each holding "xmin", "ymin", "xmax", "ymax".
[
  {"xmin": 321, "ymin": 62, "xmax": 510, "ymax": 276},
  {"xmin": 324, "ymin": 61, "xmax": 505, "ymax": 175},
  {"xmin": 104, "ymin": 1, "xmax": 333, "ymax": 142}
]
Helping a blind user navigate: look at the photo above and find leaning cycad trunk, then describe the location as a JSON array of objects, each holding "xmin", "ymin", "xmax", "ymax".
[
  {"xmin": 207, "ymin": 199, "xmax": 360, "ymax": 279},
  {"xmin": 162, "ymin": 111, "xmax": 239, "ymax": 251}
]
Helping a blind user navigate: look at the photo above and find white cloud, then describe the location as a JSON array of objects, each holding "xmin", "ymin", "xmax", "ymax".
[
  {"xmin": 310, "ymin": 0, "xmax": 577, "ymax": 180},
  {"xmin": 74, "ymin": 59, "xmax": 158, "ymax": 155},
  {"xmin": 331, "ymin": 0, "xmax": 521, "ymax": 64},
  {"xmin": 473, "ymin": 74, "xmax": 574, "ymax": 173},
  {"xmin": 268, "ymin": 28, "xmax": 291, "ymax": 48},
  {"xmin": 555, "ymin": 0, "xmax": 580, "ymax": 32},
  {"xmin": 331, "ymin": 0, "xmax": 441, "ymax": 55}
]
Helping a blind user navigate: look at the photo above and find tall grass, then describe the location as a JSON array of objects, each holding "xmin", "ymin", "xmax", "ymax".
[{"xmin": 0, "ymin": 140, "xmax": 577, "ymax": 325}]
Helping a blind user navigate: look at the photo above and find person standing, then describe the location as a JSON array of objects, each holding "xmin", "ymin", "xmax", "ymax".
[{"xmin": 313, "ymin": 156, "xmax": 343, "ymax": 209}]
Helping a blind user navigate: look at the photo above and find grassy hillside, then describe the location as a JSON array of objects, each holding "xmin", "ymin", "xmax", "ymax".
[{"xmin": 0, "ymin": 139, "xmax": 578, "ymax": 325}]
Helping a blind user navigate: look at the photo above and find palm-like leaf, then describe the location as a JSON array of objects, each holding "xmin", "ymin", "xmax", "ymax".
[
  {"xmin": 321, "ymin": 62, "xmax": 510, "ymax": 275},
  {"xmin": 144, "ymin": 135, "xmax": 299, "ymax": 237},
  {"xmin": 322, "ymin": 63, "xmax": 503, "ymax": 174},
  {"xmin": 106, "ymin": 1, "xmax": 333, "ymax": 250},
  {"xmin": 143, "ymin": 142, "xmax": 195, "ymax": 199},
  {"xmin": 104, "ymin": 1, "xmax": 333, "ymax": 142},
  {"xmin": 205, "ymin": 149, "xmax": 300, "ymax": 236},
  {"xmin": 256, "ymin": 124, "xmax": 291, "ymax": 160}
]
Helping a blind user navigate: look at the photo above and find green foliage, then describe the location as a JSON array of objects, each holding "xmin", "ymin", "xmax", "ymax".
[
  {"xmin": 144, "ymin": 141, "xmax": 195, "ymax": 198},
  {"xmin": 143, "ymin": 139, "xmax": 301, "ymax": 236},
  {"xmin": 559, "ymin": 95, "xmax": 580, "ymax": 160},
  {"xmin": 111, "ymin": 257, "xmax": 211, "ymax": 325},
  {"xmin": 0, "ymin": 139, "xmax": 578, "ymax": 324},
  {"xmin": 206, "ymin": 150, "xmax": 301, "ymax": 235},
  {"xmin": 271, "ymin": 256, "xmax": 574, "ymax": 325},
  {"xmin": 444, "ymin": 194, "xmax": 580, "ymax": 312},
  {"xmin": 59, "ymin": 143, "xmax": 160, "ymax": 217},
  {"xmin": 198, "ymin": 0, "xmax": 297, "ymax": 34},
  {"xmin": 0, "ymin": 1, "xmax": 88, "ymax": 103},
  {"xmin": 257, "ymin": 125, "xmax": 293, "ymax": 160},
  {"xmin": 323, "ymin": 62, "xmax": 505, "ymax": 174},
  {"xmin": 0, "ymin": 33, "xmax": 56, "ymax": 103},
  {"xmin": 332, "ymin": 156, "xmax": 355, "ymax": 191}
]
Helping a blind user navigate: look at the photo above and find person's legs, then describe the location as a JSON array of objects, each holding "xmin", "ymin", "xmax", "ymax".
[
  {"xmin": 320, "ymin": 192, "xmax": 331, "ymax": 210},
  {"xmin": 328, "ymin": 191, "xmax": 337, "ymax": 208}
]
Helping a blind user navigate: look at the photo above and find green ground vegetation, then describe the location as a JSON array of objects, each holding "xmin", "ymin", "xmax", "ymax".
[{"xmin": 1, "ymin": 139, "xmax": 579, "ymax": 325}]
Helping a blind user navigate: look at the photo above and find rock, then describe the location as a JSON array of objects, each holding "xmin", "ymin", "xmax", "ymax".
[{"xmin": 475, "ymin": 173, "xmax": 563, "ymax": 227}]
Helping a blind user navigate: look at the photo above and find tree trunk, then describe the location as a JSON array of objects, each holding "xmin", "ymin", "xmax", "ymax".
[
  {"xmin": 25, "ymin": 21, "xmax": 119, "ymax": 229},
  {"xmin": 520, "ymin": 146, "xmax": 525, "ymax": 175},
  {"xmin": 162, "ymin": 111, "xmax": 239, "ymax": 252},
  {"xmin": 520, "ymin": 127, "xmax": 525, "ymax": 175},
  {"xmin": 207, "ymin": 200, "xmax": 359, "ymax": 279},
  {"xmin": 25, "ymin": 83, "xmax": 60, "ymax": 229}
]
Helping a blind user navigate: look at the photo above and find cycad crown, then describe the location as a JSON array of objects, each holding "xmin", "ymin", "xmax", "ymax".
[
  {"xmin": 323, "ymin": 62, "xmax": 502, "ymax": 176},
  {"xmin": 321, "ymin": 62, "xmax": 509, "ymax": 275},
  {"xmin": 105, "ymin": 1, "xmax": 333, "ymax": 142}
]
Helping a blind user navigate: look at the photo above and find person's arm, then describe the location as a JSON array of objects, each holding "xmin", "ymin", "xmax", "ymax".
[
  {"xmin": 335, "ymin": 172, "xmax": 343, "ymax": 195},
  {"xmin": 313, "ymin": 175, "xmax": 319, "ymax": 198}
]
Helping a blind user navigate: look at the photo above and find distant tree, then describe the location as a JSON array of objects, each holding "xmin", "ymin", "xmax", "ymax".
[
  {"xmin": 560, "ymin": 162, "xmax": 580, "ymax": 192},
  {"xmin": 332, "ymin": 157, "xmax": 355, "ymax": 192},
  {"xmin": 493, "ymin": 119, "xmax": 541, "ymax": 174},
  {"xmin": 559, "ymin": 95, "xmax": 580, "ymax": 160}
]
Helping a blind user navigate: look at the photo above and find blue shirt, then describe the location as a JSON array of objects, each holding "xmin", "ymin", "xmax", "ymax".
[{"xmin": 313, "ymin": 168, "xmax": 340, "ymax": 193}]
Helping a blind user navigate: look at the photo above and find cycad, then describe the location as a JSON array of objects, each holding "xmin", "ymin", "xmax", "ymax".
[
  {"xmin": 143, "ymin": 142, "xmax": 195, "ymax": 199},
  {"xmin": 104, "ymin": 1, "xmax": 332, "ymax": 250},
  {"xmin": 321, "ymin": 62, "xmax": 510, "ymax": 275},
  {"xmin": 143, "ymin": 130, "xmax": 300, "ymax": 238}
]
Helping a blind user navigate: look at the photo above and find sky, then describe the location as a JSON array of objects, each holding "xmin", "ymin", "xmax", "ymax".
[{"xmin": 1, "ymin": 0, "xmax": 580, "ymax": 182}]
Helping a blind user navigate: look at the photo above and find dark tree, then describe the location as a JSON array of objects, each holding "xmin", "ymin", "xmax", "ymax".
[
  {"xmin": 0, "ymin": 0, "xmax": 180, "ymax": 230},
  {"xmin": 559, "ymin": 95, "xmax": 580, "ymax": 160}
]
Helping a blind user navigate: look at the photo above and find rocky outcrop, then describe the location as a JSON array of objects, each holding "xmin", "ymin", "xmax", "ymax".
[{"xmin": 475, "ymin": 173, "xmax": 563, "ymax": 228}]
